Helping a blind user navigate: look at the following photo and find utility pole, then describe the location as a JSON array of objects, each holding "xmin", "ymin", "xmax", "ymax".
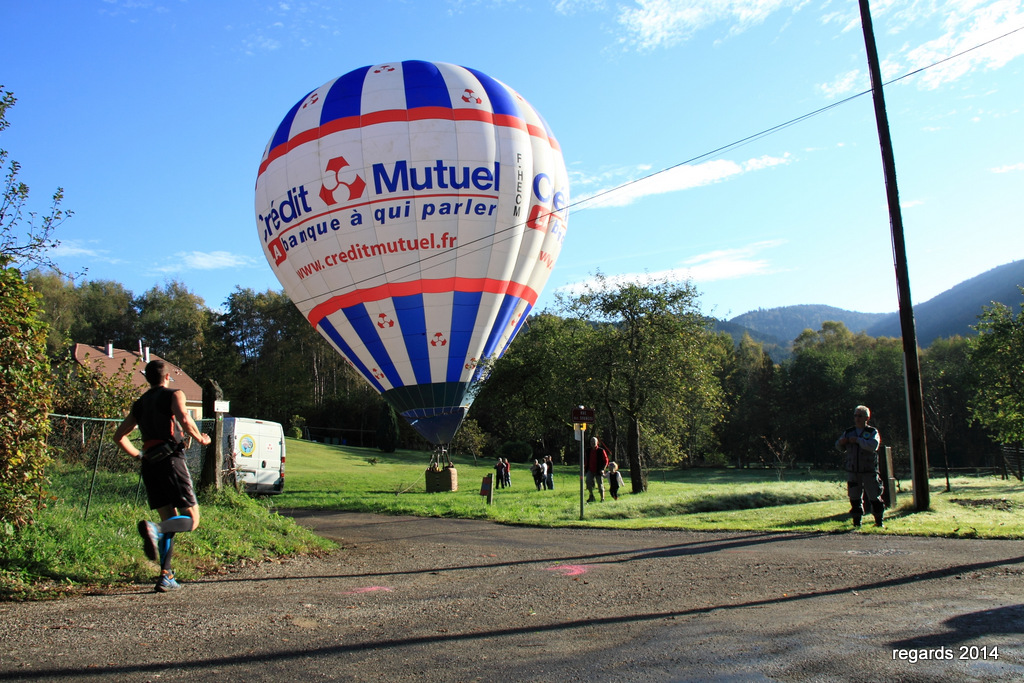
[{"xmin": 859, "ymin": 0, "xmax": 930, "ymax": 510}]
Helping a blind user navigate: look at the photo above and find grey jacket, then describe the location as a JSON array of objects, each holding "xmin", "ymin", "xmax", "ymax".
[{"xmin": 836, "ymin": 426, "xmax": 881, "ymax": 474}]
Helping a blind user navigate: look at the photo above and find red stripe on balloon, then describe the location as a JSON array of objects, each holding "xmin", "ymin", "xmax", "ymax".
[
  {"xmin": 307, "ymin": 278, "xmax": 538, "ymax": 327},
  {"xmin": 257, "ymin": 108, "xmax": 556, "ymax": 178}
]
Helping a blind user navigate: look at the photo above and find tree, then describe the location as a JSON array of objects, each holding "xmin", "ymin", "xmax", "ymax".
[
  {"xmin": 1, "ymin": 88, "xmax": 72, "ymax": 273},
  {"xmin": 922, "ymin": 336, "xmax": 974, "ymax": 490},
  {"xmin": 73, "ymin": 279, "xmax": 138, "ymax": 348},
  {"xmin": 135, "ymin": 280, "xmax": 209, "ymax": 374},
  {"xmin": 783, "ymin": 322, "xmax": 861, "ymax": 466},
  {"xmin": 217, "ymin": 287, "xmax": 377, "ymax": 432},
  {"xmin": 472, "ymin": 313, "xmax": 593, "ymax": 456},
  {"xmin": 558, "ymin": 273, "xmax": 724, "ymax": 493},
  {"xmin": 50, "ymin": 355, "xmax": 140, "ymax": 419},
  {"xmin": 24, "ymin": 269, "xmax": 78, "ymax": 358},
  {"xmin": 375, "ymin": 402, "xmax": 400, "ymax": 453},
  {"xmin": 716, "ymin": 333, "xmax": 778, "ymax": 468},
  {"xmin": 28, "ymin": 272, "xmax": 142, "ymax": 362},
  {"xmin": 968, "ymin": 291, "xmax": 1024, "ymax": 445},
  {"xmin": 450, "ymin": 418, "xmax": 489, "ymax": 463},
  {"xmin": 0, "ymin": 87, "xmax": 68, "ymax": 531}
]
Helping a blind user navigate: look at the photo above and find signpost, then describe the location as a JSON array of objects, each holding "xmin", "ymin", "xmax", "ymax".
[{"xmin": 572, "ymin": 406, "xmax": 595, "ymax": 520}]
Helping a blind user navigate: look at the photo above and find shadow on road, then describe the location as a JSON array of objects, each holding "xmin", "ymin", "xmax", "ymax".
[{"xmin": 5, "ymin": 548, "xmax": 1022, "ymax": 681}]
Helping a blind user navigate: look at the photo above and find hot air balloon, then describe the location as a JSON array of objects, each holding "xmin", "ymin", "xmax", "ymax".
[{"xmin": 255, "ymin": 61, "xmax": 568, "ymax": 449}]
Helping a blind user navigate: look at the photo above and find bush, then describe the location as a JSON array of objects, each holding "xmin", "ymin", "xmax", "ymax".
[
  {"xmin": 0, "ymin": 265, "xmax": 54, "ymax": 531},
  {"xmin": 498, "ymin": 440, "xmax": 533, "ymax": 463}
]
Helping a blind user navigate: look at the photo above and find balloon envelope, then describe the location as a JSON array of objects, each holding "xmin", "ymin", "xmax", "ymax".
[{"xmin": 255, "ymin": 61, "xmax": 569, "ymax": 445}]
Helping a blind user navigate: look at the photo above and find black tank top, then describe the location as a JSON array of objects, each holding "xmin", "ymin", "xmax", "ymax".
[{"xmin": 131, "ymin": 387, "xmax": 179, "ymax": 443}]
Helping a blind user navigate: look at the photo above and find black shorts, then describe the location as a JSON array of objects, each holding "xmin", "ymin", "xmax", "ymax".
[{"xmin": 141, "ymin": 454, "xmax": 197, "ymax": 510}]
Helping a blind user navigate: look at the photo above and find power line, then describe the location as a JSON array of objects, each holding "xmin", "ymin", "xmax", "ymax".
[
  {"xmin": 272, "ymin": 23, "xmax": 1024, "ymax": 313},
  {"xmin": 570, "ymin": 22, "xmax": 1024, "ymax": 215}
]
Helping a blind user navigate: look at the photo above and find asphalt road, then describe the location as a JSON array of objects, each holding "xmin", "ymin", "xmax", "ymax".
[{"xmin": 1, "ymin": 511, "xmax": 1022, "ymax": 682}]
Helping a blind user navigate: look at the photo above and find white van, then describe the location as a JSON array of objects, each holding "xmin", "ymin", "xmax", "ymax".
[{"xmin": 222, "ymin": 417, "xmax": 285, "ymax": 495}]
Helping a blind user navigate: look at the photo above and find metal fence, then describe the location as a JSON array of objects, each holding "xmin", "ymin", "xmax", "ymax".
[{"xmin": 46, "ymin": 414, "xmax": 214, "ymax": 519}]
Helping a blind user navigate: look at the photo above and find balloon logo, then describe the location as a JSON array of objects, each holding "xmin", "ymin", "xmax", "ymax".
[{"xmin": 255, "ymin": 61, "xmax": 569, "ymax": 445}]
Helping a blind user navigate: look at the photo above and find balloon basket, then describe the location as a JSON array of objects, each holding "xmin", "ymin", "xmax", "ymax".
[{"xmin": 426, "ymin": 467, "xmax": 458, "ymax": 493}]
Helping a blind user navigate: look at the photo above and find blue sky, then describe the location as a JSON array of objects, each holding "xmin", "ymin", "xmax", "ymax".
[{"xmin": 3, "ymin": 0, "xmax": 1023, "ymax": 319}]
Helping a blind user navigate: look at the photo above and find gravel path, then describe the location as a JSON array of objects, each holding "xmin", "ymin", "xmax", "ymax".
[{"xmin": 1, "ymin": 511, "xmax": 1022, "ymax": 682}]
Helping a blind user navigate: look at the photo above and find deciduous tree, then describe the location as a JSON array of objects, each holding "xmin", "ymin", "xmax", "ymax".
[
  {"xmin": 968, "ymin": 291, "xmax": 1024, "ymax": 445},
  {"xmin": 558, "ymin": 274, "xmax": 724, "ymax": 492},
  {"xmin": 0, "ymin": 88, "xmax": 65, "ymax": 530}
]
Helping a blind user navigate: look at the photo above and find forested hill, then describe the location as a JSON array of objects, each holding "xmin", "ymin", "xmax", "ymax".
[
  {"xmin": 724, "ymin": 259, "xmax": 1024, "ymax": 347},
  {"xmin": 866, "ymin": 260, "xmax": 1024, "ymax": 345},
  {"xmin": 727, "ymin": 305, "xmax": 888, "ymax": 345}
]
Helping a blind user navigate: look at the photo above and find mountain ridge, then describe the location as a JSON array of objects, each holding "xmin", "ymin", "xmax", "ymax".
[{"xmin": 722, "ymin": 259, "xmax": 1024, "ymax": 350}]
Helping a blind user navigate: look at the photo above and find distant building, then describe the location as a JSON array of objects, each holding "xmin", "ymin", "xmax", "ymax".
[{"xmin": 70, "ymin": 343, "xmax": 204, "ymax": 420}]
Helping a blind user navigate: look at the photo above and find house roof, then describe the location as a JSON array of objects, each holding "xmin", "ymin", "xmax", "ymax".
[{"xmin": 70, "ymin": 344, "xmax": 203, "ymax": 404}]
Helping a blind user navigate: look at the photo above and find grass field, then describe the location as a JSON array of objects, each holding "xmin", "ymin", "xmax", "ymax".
[
  {"xmin": 2, "ymin": 437, "xmax": 1021, "ymax": 600},
  {"xmin": 276, "ymin": 438, "xmax": 1024, "ymax": 538}
]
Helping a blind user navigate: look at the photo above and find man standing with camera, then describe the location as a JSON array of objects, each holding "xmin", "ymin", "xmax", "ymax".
[
  {"xmin": 836, "ymin": 405, "xmax": 884, "ymax": 528},
  {"xmin": 114, "ymin": 360, "xmax": 211, "ymax": 591}
]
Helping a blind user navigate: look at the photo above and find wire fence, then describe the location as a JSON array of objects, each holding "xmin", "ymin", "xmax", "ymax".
[{"xmin": 46, "ymin": 414, "xmax": 215, "ymax": 520}]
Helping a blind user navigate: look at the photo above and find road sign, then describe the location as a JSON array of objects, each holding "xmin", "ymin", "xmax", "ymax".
[{"xmin": 572, "ymin": 407, "xmax": 595, "ymax": 423}]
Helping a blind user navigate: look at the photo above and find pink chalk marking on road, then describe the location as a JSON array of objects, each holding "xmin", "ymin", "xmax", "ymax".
[
  {"xmin": 545, "ymin": 564, "xmax": 590, "ymax": 576},
  {"xmin": 342, "ymin": 586, "xmax": 393, "ymax": 594}
]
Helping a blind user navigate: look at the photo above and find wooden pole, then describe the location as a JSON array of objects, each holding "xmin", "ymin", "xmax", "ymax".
[
  {"xmin": 858, "ymin": 0, "xmax": 930, "ymax": 510},
  {"xmin": 201, "ymin": 379, "xmax": 224, "ymax": 492}
]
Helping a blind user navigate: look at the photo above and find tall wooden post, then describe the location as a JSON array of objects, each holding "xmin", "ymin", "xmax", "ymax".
[
  {"xmin": 859, "ymin": 0, "xmax": 930, "ymax": 510},
  {"xmin": 200, "ymin": 379, "xmax": 224, "ymax": 492}
]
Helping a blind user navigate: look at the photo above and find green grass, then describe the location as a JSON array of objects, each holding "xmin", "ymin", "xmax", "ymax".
[
  {"xmin": 277, "ymin": 439, "xmax": 1024, "ymax": 538},
  {"xmin": 0, "ymin": 461, "xmax": 333, "ymax": 601},
  {"xmin": 2, "ymin": 437, "xmax": 1022, "ymax": 601}
]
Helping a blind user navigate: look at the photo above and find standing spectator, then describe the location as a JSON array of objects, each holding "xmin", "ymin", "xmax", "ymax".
[
  {"xmin": 585, "ymin": 437, "xmax": 609, "ymax": 502},
  {"xmin": 502, "ymin": 458, "xmax": 511, "ymax": 488},
  {"xmin": 531, "ymin": 459, "xmax": 544, "ymax": 490},
  {"xmin": 836, "ymin": 405, "xmax": 885, "ymax": 528},
  {"xmin": 494, "ymin": 458, "xmax": 506, "ymax": 489},
  {"xmin": 544, "ymin": 455, "xmax": 555, "ymax": 491},
  {"xmin": 607, "ymin": 461, "xmax": 624, "ymax": 500}
]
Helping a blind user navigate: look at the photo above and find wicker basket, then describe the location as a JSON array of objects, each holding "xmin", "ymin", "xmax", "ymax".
[{"xmin": 425, "ymin": 467, "xmax": 458, "ymax": 493}]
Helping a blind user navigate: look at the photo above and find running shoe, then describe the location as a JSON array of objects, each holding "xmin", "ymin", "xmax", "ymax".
[
  {"xmin": 155, "ymin": 572, "xmax": 181, "ymax": 592},
  {"xmin": 137, "ymin": 520, "xmax": 160, "ymax": 561}
]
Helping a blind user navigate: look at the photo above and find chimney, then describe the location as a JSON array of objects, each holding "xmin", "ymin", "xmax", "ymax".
[
  {"xmin": 138, "ymin": 340, "xmax": 144, "ymax": 357},
  {"xmin": 144, "ymin": 347, "xmax": 150, "ymax": 363},
  {"xmin": 106, "ymin": 341, "xmax": 114, "ymax": 358}
]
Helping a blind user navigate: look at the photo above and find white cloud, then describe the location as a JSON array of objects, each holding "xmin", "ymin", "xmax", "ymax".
[
  {"xmin": 992, "ymin": 162, "xmax": 1024, "ymax": 172},
  {"xmin": 680, "ymin": 239, "xmax": 787, "ymax": 281},
  {"xmin": 154, "ymin": 251, "xmax": 259, "ymax": 273},
  {"xmin": 818, "ymin": 69, "xmax": 865, "ymax": 98},
  {"xmin": 822, "ymin": 0, "xmax": 1024, "ymax": 91},
  {"xmin": 616, "ymin": 0, "xmax": 802, "ymax": 50},
  {"xmin": 626, "ymin": 1, "xmax": 1023, "ymax": 92},
  {"xmin": 575, "ymin": 153, "xmax": 792, "ymax": 208},
  {"xmin": 912, "ymin": 2, "xmax": 1024, "ymax": 88},
  {"xmin": 555, "ymin": 239, "xmax": 786, "ymax": 297},
  {"xmin": 554, "ymin": 0, "xmax": 607, "ymax": 13},
  {"xmin": 50, "ymin": 240, "xmax": 110, "ymax": 260}
]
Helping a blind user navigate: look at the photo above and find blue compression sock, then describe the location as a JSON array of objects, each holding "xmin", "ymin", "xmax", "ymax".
[{"xmin": 158, "ymin": 533, "xmax": 172, "ymax": 567}]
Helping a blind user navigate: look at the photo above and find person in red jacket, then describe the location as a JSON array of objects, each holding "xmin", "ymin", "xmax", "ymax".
[{"xmin": 586, "ymin": 437, "xmax": 610, "ymax": 502}]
